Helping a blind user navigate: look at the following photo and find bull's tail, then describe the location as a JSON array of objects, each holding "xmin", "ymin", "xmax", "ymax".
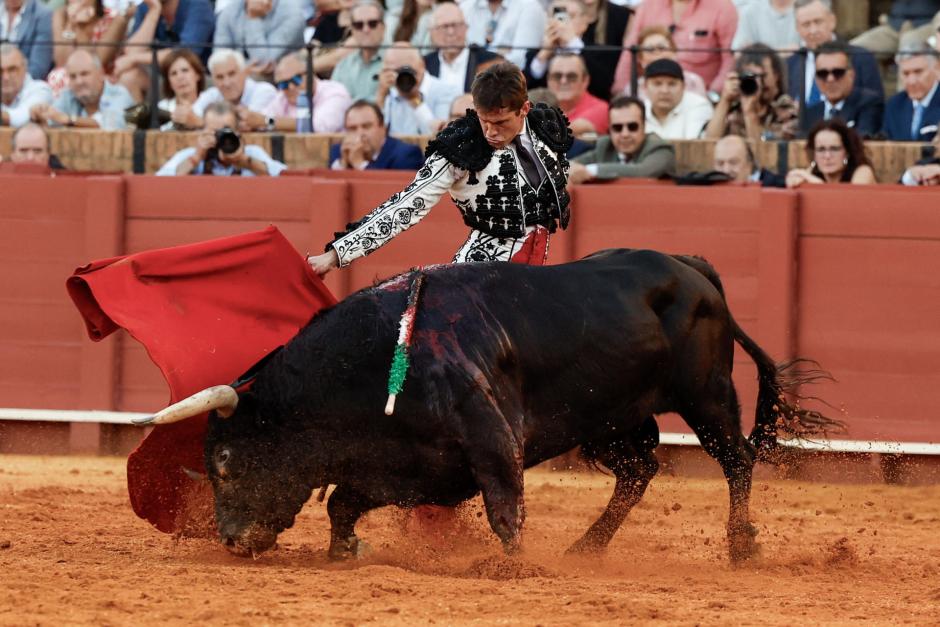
[{"xmin": 674, "ymin": 255, "xmax": 844, "ymax": 461}]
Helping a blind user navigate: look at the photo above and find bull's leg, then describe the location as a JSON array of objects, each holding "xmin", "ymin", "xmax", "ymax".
[
  {"xmin": 456, "ymin": 391, "xmax": 526, "ymax": 555},
  {"xmin": 567, "ymin": 416, "xmax": 660, "ymax": 554},
  {"xmin": 326, "ymin": 485, "xmax": 377, "ymax": 560}
]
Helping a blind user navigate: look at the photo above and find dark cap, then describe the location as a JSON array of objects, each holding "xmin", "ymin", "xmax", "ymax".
[{"xmin": 644, "ymin": 58, "xmax": 684, "ymax": 81}]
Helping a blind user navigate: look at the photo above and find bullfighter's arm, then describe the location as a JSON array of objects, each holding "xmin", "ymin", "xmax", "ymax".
[{"xmin": 328, "ymin": 153, "xmax": 464, "ymax": 267}]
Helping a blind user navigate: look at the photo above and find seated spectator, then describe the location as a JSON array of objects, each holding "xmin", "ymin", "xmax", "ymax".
[
  {"xmin": 525, "ymin": 0, "xmax": 589, "ymax": 88},
  {"xmin": 157, "ymin": 101, "xmax": 286, "ymax": 176},
  {"xmin": 527, "ymin": 85, "xmax": 592, "ymax": 158},
  {"xmin": 113, "ymin": 0, "xmax": 215, "ymax": 102},
  {"xmin": 331, "ymin": 0, "xmax": 386, "ymax": 101},
  {"xmin": 705, "ymin": 43, "xmax": 799, "ymax": 144},
  {"xmin": 572, "ymin": 0, "xmax": 630, "ymax": 99},
  {"xmin": 386, "ymin": 0, "xmax": 434, "ymax": 49},
  {"xmin": 30, "ymin": 49, "xmax": 135, "ymax": 129},
  {"xmin": 47, "ymin": 0, "xmax": 131, "ymax": 96},
  {"xmin": 377, "ymin": 41, "xmax": 462, "ymax": 135},
  {"xmin": 788, "ymin": 0, "xmax": 883, "ymax": 106},
  {"xmin": 713, "ymin": 134, "xmax": 785, "ymax": 186},
  {"xmin": 459, "ymin": 0, "xmax": 547, "ymax": 69},
  {"xmin": 1, "ymin": 44, "xmax": 53, "ymax": 128},
  {"xmin": 800, "ymin": 41, "xmax": 884, "ymax": 137},
  {"xmin": 307, "ymin": 0, "xmax": 357, "ymax": 78},
  {"xmin": 448, "ymin": 91, "xmax": 474, "ymax": 121},
  {"xmin": 883, "ymin": 44, "xmax": 940, "ymax": 141},
  {"xmin": 2, "ymin": 0, "xmax": 53, "ymax": 80},
  {"xmin": 901, "ymin": 131, "xmax": 940, "ymax": 184},
  {"xmin": 193, "ymin": 49, "xmax": 277, "ymax": 122},
  {"xmin": 623, "ymin": 25, "xmax": 707, "ymax": 100},
  {"xmin": 423, "ymin": 2, "xmax": 498, "ymax": 92},
  {"xmin": 9, "ymin": 122, "xmax": 65, "ymax": 168},
  {"xmin": 643, "ymin": 58, "xmax": 714, "ymax": 140},
  {"xmin": 330, "ymin": 99, "xmax": 424, "ymax": 170},
  {"xmin": 851, "ymin": 1, "xmax": 940, "ymax": 61},
  {"xmin": 613, "ymin": 0, "xmax": 738, "ymax": 95},
  {"xmin": 157, "ymin": 48, "xmax": 207, "ymax": 131},
  {"xmin": 546, "ymin": 52, "xmax": 608, "ymax": 137},
  {"xmin": 732, "ymin": 0, "xmax": 800, "ymax": 53},
  {"xmin": 255, "ymin": 52, "xmax": 351, "ymax": 133},
  {"xmin": 214, "ymin": 0, "xmax": 305, "ymax": 77},
  {"xmin": 569, "ymin": 95, "xmax": 676, "ymax": 183},
  {"xmin": 785, "ymin": 118, "xmax": 876, "ymax": 187}
]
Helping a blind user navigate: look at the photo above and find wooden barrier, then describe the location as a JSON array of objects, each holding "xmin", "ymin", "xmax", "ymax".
[
  {"xmin": 1, "ymin": 173, "xmax": 939, "ymax": 454},
  {"xmin": 0, "ymin": 128, "xmax": 929, "ymax": 182}
]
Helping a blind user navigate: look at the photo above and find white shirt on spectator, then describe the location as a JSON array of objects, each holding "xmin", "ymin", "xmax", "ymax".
[
  {"xmin": 732, "ymin": 0, "xmax": 800, "ymax": 52},
  {"xmin": 0, "ymin": 7, "xmax": 23, "ymax": 40},
  {"xmin": 383, "ymin": 72, "xmax": 463, "ymax": 135},
  {"xmin": 156, "ymin": 144, "xmax": 287, "ymax": 176},
  {"xmin": 460, "ymin": 0, "xmax": 547, "ymax": 68},
  {"xmin": 1, "ymin": 75, "xmax": 53, "ymax": 128},
  {"xmin": 193, "ymin": 77, "xmax": 278, "ymax": 117},
  {"xmin": 437, "ymin": 48, "xmax": 469, "ymax": 89},
  {"xmin": 644, "ymin": 91, "xmax": 714, "ymax": 140}
]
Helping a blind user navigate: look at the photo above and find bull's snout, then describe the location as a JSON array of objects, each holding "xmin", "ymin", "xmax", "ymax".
[{"xmin": 219, "ymin": 523, "xmax": 278, "ymax": 558}]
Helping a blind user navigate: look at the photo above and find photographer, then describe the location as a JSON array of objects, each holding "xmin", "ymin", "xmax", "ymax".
[
  {"xmin": 376, "ymin": 42, "xmax": 462, "ymax": 135},
  {"xmin": 703, "ymin": 43, "xmax": 799, "ymax": 146},
  {"xmin": 156, "ymin": 101, "xmax": 286, "ymax": 177}
]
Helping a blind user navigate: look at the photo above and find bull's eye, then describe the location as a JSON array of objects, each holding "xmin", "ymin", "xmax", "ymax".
[
  {"xmin": 218, "ymin": 449, "xmax": 231, "ymax": 464},
  {"xmin": 216, "ymin": 448, "xmax": 232, "ymax": 477}
]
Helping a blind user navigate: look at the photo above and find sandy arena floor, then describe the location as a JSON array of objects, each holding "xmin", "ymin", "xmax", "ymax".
[{"xmin": 1, "ymin": 454, "xmax": 939, "ymax": 626}]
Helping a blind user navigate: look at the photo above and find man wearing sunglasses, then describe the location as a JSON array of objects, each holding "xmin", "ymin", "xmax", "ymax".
[
  {"xmin": 331, "ymin": 0, "xmax": 385, "ymax": 101},
  {"xmin": 308, "ymin": 62, "xmax": 573, "ymax": 275},
  {"xmin": 546, "ymin": 53, "xmax": 608, "ymax": 137},
  {"xmin": 801, "ymin": 41, "xmax": 884, "ymax": 138},
  {"xmin": 568, "ymin": 95, "xmax": 675, "ymax": 184}
]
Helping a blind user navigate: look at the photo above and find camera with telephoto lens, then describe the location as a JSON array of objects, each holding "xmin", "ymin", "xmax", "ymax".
[
  {"xmin": 395, "ymin": 66, "xmax": 418, "ymax": 93},
  {"xmin": 738, "ymin": 71, "xmax": 760, "ymax": 97},
  {"xmin": 215, "ymin": 127, "xmax": 241, "ymax": 154}
]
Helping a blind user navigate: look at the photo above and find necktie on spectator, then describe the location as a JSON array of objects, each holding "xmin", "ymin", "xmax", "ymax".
[
  {"xmin": 911, "ymin": 102, "xmax": 925, "ymax": 140},
  {"xmin": 808, "ymin": 80, "xmax": 822, "ymax": 106},
  {"xmin": 513, "ymin": 135, "xmax": 542, "ymax": 187}
]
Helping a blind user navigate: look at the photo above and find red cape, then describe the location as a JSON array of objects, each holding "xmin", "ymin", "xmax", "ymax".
[{"xmin": 67, "ymin": 226, "xmax": 337, "ymax": 534}]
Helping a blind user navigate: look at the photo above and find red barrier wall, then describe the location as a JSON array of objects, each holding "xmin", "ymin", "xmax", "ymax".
[{"xmin": 0, "ymin": 172, "xmax": 937, "ymax": 451}]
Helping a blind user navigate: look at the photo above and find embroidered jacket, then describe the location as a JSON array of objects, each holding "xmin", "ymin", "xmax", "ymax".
[{"xmin": 327, "ymin": 104, "xmax": 573, "ymax": 267}]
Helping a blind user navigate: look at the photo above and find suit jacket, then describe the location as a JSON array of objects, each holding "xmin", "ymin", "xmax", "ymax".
[
  {"xmin": 329, "ymin": 136, "xmax": 425, "ymax": 171},
  {"xmin": 787, "ymin": 45, "xmax": 884, "ymax": 104},
  {"xmin": 11, "ymin": 0, "xmax": 53, "ymax": 80},
  {"xmin": 802, "ymin": 87, "xmax": 884, "ymax": 137},
  {"xmin": 423, "ymin": 46, "xmax": 499, "ymax": 93},
  {"xmin": 882, "ymin": 83, "xmax": 940, "ymax": 142},
  {"xmin": 758, "ymin": 168, "xmax": 786, "ymax": 188},
  {"xmin": 574, "ymin": 132, "xmax": 676, "ymax": 179}
]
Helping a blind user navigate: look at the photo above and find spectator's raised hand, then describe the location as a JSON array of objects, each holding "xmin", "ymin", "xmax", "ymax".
[
  {"xmin": 235, "ymin": 105, "xmax": 266, "ymax": 132},
  {"xmin": 194, "ymin": 129, "xmax": 217, "ymax": 162},
  {"xmin": 719, "ymin": 71, "xmax": 740, "ymax": 104}
]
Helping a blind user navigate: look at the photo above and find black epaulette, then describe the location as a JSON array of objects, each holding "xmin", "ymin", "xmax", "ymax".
[
  {"xmin": 425, "ymin": 109, "xmax": 494, "ymax": 172},
  {"xmin": 526, "ymin": 103, "xmax": 574, "ymax": 154}
]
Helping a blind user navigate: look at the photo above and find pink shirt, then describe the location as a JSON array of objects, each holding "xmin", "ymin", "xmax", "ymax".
[
  {"xmin": 263, "ymin": 79, "xmax": 352, "ymax": 133},
  {"xmin": 612, "ymin": 0, "xmax": 738, "ymax": 95},
  {"xmin": 566, "ymin": 91, "xmax": 610, "ymax": 135}
]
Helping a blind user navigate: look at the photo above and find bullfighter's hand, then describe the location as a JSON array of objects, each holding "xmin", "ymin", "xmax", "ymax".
[{"xmin": 307, "ymin": 249, "xmax": 339, "ymax": 276}]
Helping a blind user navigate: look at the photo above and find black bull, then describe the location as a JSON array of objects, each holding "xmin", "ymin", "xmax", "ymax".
[{"xmin": 144, "ymin": 249, "xmax": 837, "ymax": 562}]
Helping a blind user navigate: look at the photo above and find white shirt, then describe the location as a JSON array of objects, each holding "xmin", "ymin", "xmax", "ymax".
[
  {"xmin": 822, "ymin": 96, "xmax": 845, "ymax": 120},
  {"xmin": 732, "ymin": 1, "xmax": 800, "ymax": 52},
  {"xmin": 644, "ymin": 91, "xmax": 714, "ymax": 140},
  {"xmin": 383, "ymin": 72, "xmax": 463, "ymax": 135},
  {"xmin": 157, "ymin": 144, "xmax": 287, "ymax": 176},
  {"xmin": 459, "ymin": 0, "xmax": 547, "ymax": 68},
  {"xmin": 1, "ymin": 75, "xmax": 53, "ymax": 128},
  {"xmin": 193, "ymin": 77, "xmax": 278, "ymax": 117},
  {"xmin": 0, "ymin": 7, "xmax": 23, "ymax": 41},
  {"xmin": 528, "ymin": 37, "xmax": 585, "ymax": 80},
  {"xmin": 437, "ymin": 48, "xmax": 469, "ymax": 89}
]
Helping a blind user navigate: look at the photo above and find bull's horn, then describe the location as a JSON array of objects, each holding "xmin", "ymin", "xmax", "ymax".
[
  {"xmin": 181, "ymin": 466, "xmax": 208, "ymax": 483},
  {"xmin": 132, "ymin": 385, "xmax": 239, "ymax": 426}
]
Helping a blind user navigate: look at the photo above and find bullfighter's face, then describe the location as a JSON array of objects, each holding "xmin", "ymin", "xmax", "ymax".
[{"xmin": 204, "ymin": 395, "xmax": 315, "ymax": 557}]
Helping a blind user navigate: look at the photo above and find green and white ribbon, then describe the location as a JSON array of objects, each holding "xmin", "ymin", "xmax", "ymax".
[{"xmin": 385, "ymin": 271, "xmax": 426, "ymax": 415}]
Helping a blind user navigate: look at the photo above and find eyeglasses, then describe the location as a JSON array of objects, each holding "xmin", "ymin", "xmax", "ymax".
[
  {"xmin": 813, "ymin": 145, "xmax": 844, "ymax": 154},
  {"xmin": 433, "ymin": 21, "xmax": 466, "ymax": 31},
  {"xmin": 276, "ymin": 74, "xmax": 303, "ymax": 90},
  {"xmin": 610, "ymin": 122, "xmax": 640, "ymax": 133},
  {"xmin": 548, "ymin": 71, "xmax": 582, "ymax": 83},
  {"xmin": 815, "ymin": 67, "xmax": 848, "ymax": 81},
  {"xmin": 351, "ymin": 19, "xmax": 382, "ymax": 31}
]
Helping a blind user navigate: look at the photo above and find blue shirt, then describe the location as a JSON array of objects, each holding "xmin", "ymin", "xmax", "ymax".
[
  {"xmin": 132, "ymin": 0, "xmax": 216, "ymax": 60},
  {"xmin": 52, "ymin": 81, "xmax": 136, "ymax": 130}
]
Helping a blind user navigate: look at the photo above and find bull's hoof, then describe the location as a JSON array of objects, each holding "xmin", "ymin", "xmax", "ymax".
[
  {"xmin": 565, "ymin": 535, "xmax": 606, "ymax": 555},
  {"xmin": 728, "ymin": 523, "xmax": 761, "ymax": 563},
  {"xmin": 328, "ymin": 534, "xmax": 371, "ymax": 561}
]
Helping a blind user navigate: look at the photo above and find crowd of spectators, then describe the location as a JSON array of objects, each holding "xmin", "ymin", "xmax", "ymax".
[{"xmin": 1, "ymin": 0, "xmax": 939, "ymax": 184}]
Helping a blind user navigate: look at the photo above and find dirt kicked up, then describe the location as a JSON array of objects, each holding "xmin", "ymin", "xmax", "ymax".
[{"xmin": 1, "ymin": 455, "xmax": 939, "ymax": 626}]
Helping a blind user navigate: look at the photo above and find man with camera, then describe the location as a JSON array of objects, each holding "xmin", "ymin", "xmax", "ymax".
[
  {"xmin": 156, "ymin": 101, "xmax": 286, "ymax": 176},
  {"xmin": 704, "ymin": 43, "xmax": 798, "ymax": 145},
  {"xmin": 377, "ymin": 42, "xmax": 463, "ymax": 136}
]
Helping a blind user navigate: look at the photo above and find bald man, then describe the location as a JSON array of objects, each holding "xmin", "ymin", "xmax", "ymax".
[
  {"xmin": 377, "ymin": 41, "xmax": 463, "ymax": 135},
  {"xmin": 713, "ymin": 135, "xmax": 785, "ymax": 187},
  {"xmin": 423, "ymin": 2, "xmax": 499, "ymax": 92},
  {"xmin": 9, "ymin": 122, "xmax": 64, "ymax": 169}
]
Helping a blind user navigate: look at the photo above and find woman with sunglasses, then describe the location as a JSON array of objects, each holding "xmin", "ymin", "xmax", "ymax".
[
  {"xmin": 157, "ymin": 48, "xmax": 207, "ymax": 131},
  {"xmin": 785, "ymin": 118, "xmax": 876, "ymax": 188}
]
